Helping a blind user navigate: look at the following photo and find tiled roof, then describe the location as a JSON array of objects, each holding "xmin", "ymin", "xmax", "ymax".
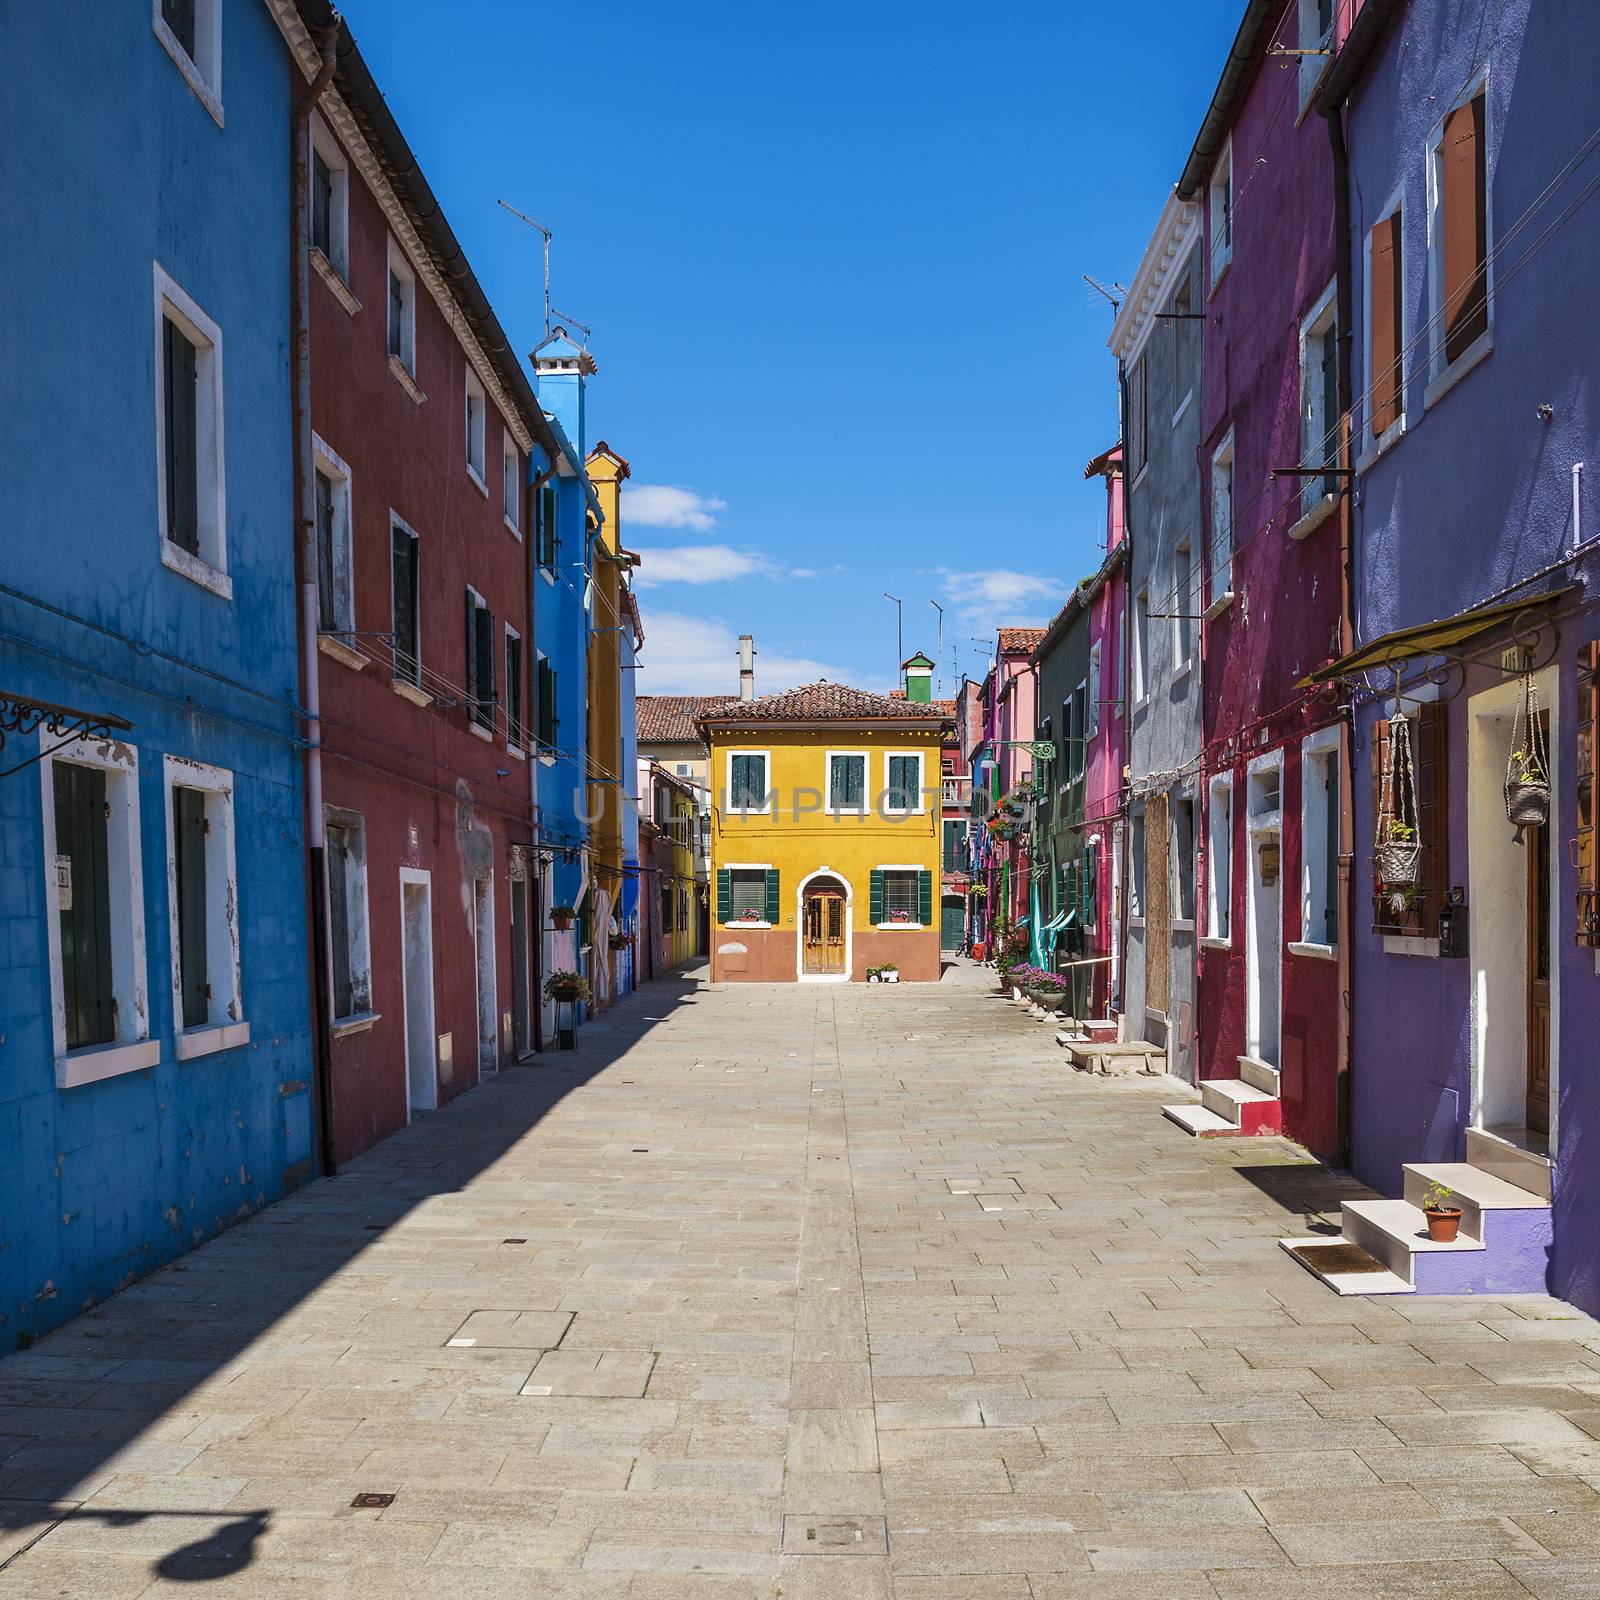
[
  {"xmin": 697, "ymin": 682, "xmax": 950, "ymax": 725},
  {"xmin": 997, "ymin": 627, "xmax": 1046, "ymax": 654},
  {"xmin": 636, "ymin": 695, "xmax": 722, "ymax": 743}
]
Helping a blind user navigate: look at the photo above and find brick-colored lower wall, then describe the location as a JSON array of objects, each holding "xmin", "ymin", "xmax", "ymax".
[{"xmin": 710, "ymin": 926, "xmax": 941, "ymax": 983}]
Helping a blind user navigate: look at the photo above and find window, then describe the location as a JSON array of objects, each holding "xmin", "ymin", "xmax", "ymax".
[
  {"xmin": 1300, "ymin": 283, "xmax": 1340, "ymax": 510},
  {"xmin": 728, "ymin": 751, "xmax": 770, "ymax": 813},
  {"xmin": 309, "ymin": 116, "xmax": 350, "ymax": 280},
  {"xmin": 1207, "ymin": 774, "xmax": 1233, "ymax": 939},
  {"xmin": 1173, "ymin": 795, "xmax": 1196, "ymax": 923},
  {"xmin": 163, "ymin": 758, "xmax": 243, "ymax": 1050},
  {"xmin": 873, "ymin": 868, "xmax": 931, "ymax": 926},
  {"xmin": 1302, "ymin": 732, "xmax": 1341, "ymax": 947},
  {"xmin": 1173, "ymin": 268, "xmax": 1198, "ymax": 413},
  {"xmin": 465, "ymin": 590, "xmax": 496, "ymax": 734},
  {"xmin": 1298, "ymin": 0, "xmax": 1335, "ymax": 106},
  {"xmin": 660, "ymin": 883, "xmax": 674, "ymax": 932},
  {"xmin": 504, "ymin": 627, "xmax": 524, "ymax": 751},
  {"xmin": 1067, "ymin": 683, "xmax": 1088, "ymax": 782},
  {"xmin": 1578, "ymin": 644, "xmax": 1600, "ymax": 946},
  {"xmin": 1174, "ymin": 542, "xmax": 1194, "ymax": 664},
  {"xmin": 155, "ymin": 264, "xmax": 227, "ymax": 595},
  {"xmin": 1129, "ymin": 809, "xmax": 1147, "ymax": 919},
  {"xmin": 1209, "ymin": 138, "xmax": 1233, "ymax": 285},
  {"xmin": 1367, "ymin": 198, "xmax": 1405, "ymax": 445},
  {"xmin": 312, "ymin": 435, "xmax": 353, "ymax": 634},
  {"xmin": 153, "ymin": 0, "xmax": 222, "ymax": 123},
  {"xmin": 386, "ymin": 240, "xmax": 417, "ymax": 376},
  {"xmin": 1133, "ymin": 587, "xmax": 1150, "ymax": 702},
  {"xmin": 720, "ymin": 867, "xmax": 774, "ymax": 923},
  {"xmin": 324, "ymin": 811, "xmax": 372, "ymax": 1022},
  {"xmin": 1127, "ymin": 354, "xmax": 1148, "ymax": 479},
  {"xmin": 1251, "ymin": 763, "xmax": 1281, "ymax": 818},
  {"xmin": 827, "ymin": 751, "xmax": 867, "ymax": 813},
  {"xmin": 537, "ymin": 481, "xmax": 559, "ymax": 570},
  {"xmin": 1371, "ymin": 702, "xmax": 1449, "ymax": 937},
  {"xmin": 1209, "ymin": 432, "xmax": 1235, "ymax": 602},
  {"xmin": 1058, "ymin": 699, "xmax": 1073, "ymax": 781},
  {"xmin": 885, "ymin": 752, "xmax": 924, "ymax": 815},
  {"xmin": 1428, "ymin": 83, "xmax": 1491, "ymax": 380},
  {"xmin": 43, "ymin": 738, "xmax": 154, "ymax": 1086},
  {"xmin": 942, "ymin": 820, "xmax": 967, "ymax": 871},
  {"xmin": 537, "ymin": 654, "xmax": 557, "ymax": 750},
  {"xmin": 503, "ymin": 438, "xmax": 522, "ymax": 534},
  {"xmin": 464, "ymin": 370, "xmax": 487, "ymax": 485},
  {"xmin": 1087, "ymin": 643, "xmax": 1102, "ymax": 739},
  {"xmin": 390, "ymin": 516, "xmax": 420, "ymax": 686}
]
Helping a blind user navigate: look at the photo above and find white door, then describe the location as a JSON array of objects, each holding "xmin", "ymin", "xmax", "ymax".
[
  {"xmin": 474, "ymin": 876, "xmax": 497, "ymax": 1074},
  {"xmin": 401, "ymin": 874, "xmax": 436, "ymax": 1111},
  {"xmin": 1247, "ymin": 826, "xmax": 1282, "ymax": 1067}
]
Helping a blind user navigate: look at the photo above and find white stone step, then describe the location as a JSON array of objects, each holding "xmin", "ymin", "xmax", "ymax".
[
  {"xmin": 1199, "ymin": 1077, "xmax": 1275, "ymax": 1123},
  {"xmin": 1162, "ymin": 1102, "xmax": 1236, "ymax": 1137},
  {"xmin": 1341, "ymin": 1198, "xmax": 1485, "ymax": 1285},
  {"xmin": 1465, "ymin": 1127, "xmax": 1553, "ymax": 1201},
  {"xmin": 1401, "ymin": 1162, "xmax": 1550, "ymax": 1242},
  {"xmin": 1238, "ymin": 1054, "xmax": 1280, "ymax": 1095},
  {"xmin": 1278, "ymin": 1235, "xmax": 1414, "ymax": 1296}
]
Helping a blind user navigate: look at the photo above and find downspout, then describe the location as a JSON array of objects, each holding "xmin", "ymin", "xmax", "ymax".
[
  {"xmin": 1326, "ymin": 99, "xmax": 1357, "ymax": 1169},
  {"xmin": 1116, "ymin": 357, "xmax": 1134, "ymax": 1031},
  {"xmin": 293, "ymin": 16, "xmax": 341, "ymax": 1178}
]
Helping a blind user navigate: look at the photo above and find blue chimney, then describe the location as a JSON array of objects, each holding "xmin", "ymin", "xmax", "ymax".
[{"xmin": 532, "ymin": 328, "xmax": 594, "ymax": 459}]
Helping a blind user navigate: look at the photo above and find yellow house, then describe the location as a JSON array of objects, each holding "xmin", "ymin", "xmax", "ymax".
[
  {"xmin": 700, "ymin": 684, "xmax": 949, "ymax": 982},
  {"xmin": 642, "ymin": 760, "xmax": 702, "ymax": 971}
]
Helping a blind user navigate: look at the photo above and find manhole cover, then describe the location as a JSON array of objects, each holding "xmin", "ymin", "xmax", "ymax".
[
  {"xmin": 1287, "ymin": 1240, "xmax": 1389, "ymax": 1274},
  {"xmin": 781, "ymin": 1515, "xmax": 888, "ymax": 1556},
  {"xmin": 351, "ymin": 1492, "xmax": 394, "ymax": 1508}
]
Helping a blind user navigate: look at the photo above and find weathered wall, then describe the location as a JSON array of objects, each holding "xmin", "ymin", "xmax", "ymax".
[{"xmin": 0, "ymin": 0, "xmax": 310, "ymax": 1350}]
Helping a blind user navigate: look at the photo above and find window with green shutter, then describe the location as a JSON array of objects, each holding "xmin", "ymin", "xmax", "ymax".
[
  {"xmin": 716, "ymin": 867, "xmax": 732, "ymax": 922},
  {"xmin": 917, "ymin": 868, "xmax": 933, "ymax": 925},
  {"xmin": 880, "ymin": 869, "xmax": 920, "ymax": 923},
  {"xmin": 729, "ymin": 753, "xmax": 768, "ymax": 811},
  {"xmin": 885, "ymin": 754, "xmax": 922, "ymax": 813},
  {"xmin": 173, "ymin": 785, "xmax": 209, "ymax": 1028},
  {"xmin": 537, "ymin": 656, "xmax": 557, "ymax": 749},
  {"xmin": 54, "ymin": 761, "xmax": 115, "ymax": 1050},
  {"xmin": 764, "ymin": 868, "xmax": 781, "ymax": 924},
  {"xmin": 726, "ymin": 868, "xmax": 768, "ymax": 921},
  {"xmin": 869, "ymin": 869, "xmax": 885, "ymax": 924},
  {"xmin": 828, "ymin": 753, "xmax": 865, "ymax": 811}
]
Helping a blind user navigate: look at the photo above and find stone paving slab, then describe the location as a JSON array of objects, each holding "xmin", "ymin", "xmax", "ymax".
[{"xmin": 3, "ymin": 959, "xmax": 1600, "ymax": 1596}]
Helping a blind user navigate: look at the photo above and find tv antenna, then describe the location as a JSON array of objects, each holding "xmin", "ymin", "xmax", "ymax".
[
  {"xmin": 550, "ymin": 308, "xmax": 592, "ymax": 346},
  {"xmin": 884, "ymin": 593, "xmax": 903, "ymax": 682},
  {"xmin": 929, "ymin": 600, "xmax": 945, "ymax": 696},
  {"xmin": 497, "ymin": 199, "xmax": 553, "ymax": 335},
  {"xmin": 1083, "ymin": 273, "xmax": 1128, "ymax": 315}
]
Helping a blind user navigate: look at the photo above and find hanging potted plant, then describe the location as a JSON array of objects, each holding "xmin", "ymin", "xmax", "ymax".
[
  {"xmin": 1420, "ymin": 1178, "xmax": 1463, "ymax": 1244},
  {"xmin": 550, "ymin": 904, "xmax": 577, "ymax": 932},
  {"xmin": 1505, "ymin": 671, "xmax": 1550, "ymax": 833},
  {"xmin": 1374, "ymin": 706, "xmax": 1422, "ymax": 914},
  {"xmin": 544, "ymin": 970, "xmax": 591, "ymax": 1005}
]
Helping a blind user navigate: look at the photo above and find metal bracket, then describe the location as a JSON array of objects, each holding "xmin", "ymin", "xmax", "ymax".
[{"xmin": 1, "ymin": 689, "xmax": 132, "ymax": 775}]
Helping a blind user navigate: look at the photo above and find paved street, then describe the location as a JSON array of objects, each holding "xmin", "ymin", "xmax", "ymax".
[{"xmin": 4, "ymin": 963, "xmax": 1600, "ymax": 1599}]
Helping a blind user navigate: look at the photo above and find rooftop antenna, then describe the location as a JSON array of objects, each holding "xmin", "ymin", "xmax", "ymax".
[
  {"xmin": 551, "ymin": 308, "xmax": 592, "ymax": 346},
  {"xmin": 497, "ymin": 199, "xmax": 553, "ymax": 335},
  {"xmin": 1083, "ymin": 273, "xmax": 1128, "ymax": 315},
  {"xmin": 929, "ymin": 600, "xmax": 945, "ymax": 697},
  {"xmin": 884, "ymin": 593, "xmax": 903, "ymax": 684}
]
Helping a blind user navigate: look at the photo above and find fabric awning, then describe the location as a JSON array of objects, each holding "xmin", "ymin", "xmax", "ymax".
[{"xmin": 1301, "ymin": 586, "xmax": 1574, "ymax": 687}]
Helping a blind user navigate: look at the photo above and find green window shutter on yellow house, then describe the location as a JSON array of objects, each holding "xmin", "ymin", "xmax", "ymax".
[
  {"xmin": 764, "ymin": 869, "xmax": 780, "ymax": 924},
  {"xmin": 716, "ymin": 868, "xmax": 731, "ymax": 923},
  {"xmin": 917, "ymin": 869, "xmax": 933, "ymax": 925},
  {"xmin": 869, "ymin": 869, "xmax": 884, "ymax": 923}
]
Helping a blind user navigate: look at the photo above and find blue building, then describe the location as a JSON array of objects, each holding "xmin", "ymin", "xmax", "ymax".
[{"xmin": 0, "ymin": 0, "xmax": 312, "ymax": 1351}]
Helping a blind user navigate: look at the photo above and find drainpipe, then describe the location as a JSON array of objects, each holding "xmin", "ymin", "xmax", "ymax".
[
  {"xmin": 1574, "ymin": 463, "xmax": 1585, "ymax": 556},
  {"xmin": 1115, "ymin": 357, "xmax": 1134, "ymax": 1034},
  {"xmin": 1326, "ymin": 99, "xmax": 1357, "ymax": 1170},
  {"xmin": 293, "ymin": 16, "xmax": 341, "ymax": 1179}
]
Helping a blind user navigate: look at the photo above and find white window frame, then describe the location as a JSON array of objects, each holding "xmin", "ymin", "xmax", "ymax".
[
  {"xmin": 1424, "ymin": 66, "xmax": 1495, "ymax": 398},
  {"xmin": 1297, "ymin": 0, "xmax": 1336, "ymax": 110},
  {"xmin": 1297, "ymin": 279, "xmax": 1340, "ymax": 522},
  {"xmin": 876, "ymin": 863, "xmax": 926, "ymax": 929},
  {"xmin": 825, "ymin": 749, "xmax": 869, "ymax": 815},
  {"xmin": 882, "ymin": 749, "xmax": 926, "ymax": 816},
  {"xmin": 1208, "ymin": 431, "xmax": 1236, "ymax": 610},
  {"xmin": 1360, "ymin": 183, "xmax": 1409, "ymax": 462},
  {"xmin": 1087, "ymin": 642, "xmax": 1102, "ymax": 740},
  {"xmin": 309, "ymin": 113, "xmax": 353, "ymax": 291},
  {"xmin": 1205, "ymin": 773, "xmax": 1233, "ymax": 943},
  {"xmin": 502, "ymin": 434, "xmax": 522, "ymax": 537},
  {"xmin": 324, "ymin": 806, "xmax": 375, "ymax": 1032},
  {"xmin": 1071, "ymin": 680, "xmax": 1088, "ymax": 782},
  {"xmin": 389, "ymin": 510, "xmax": 426, "ymax": 702},
  {"xmin": 724, "ymin": 861, "xmax": 772, "ymax": 926},
  {"xmin": 464, "ymin": 368, "xmax": 488, "ymax": 492},
  {"xmin": 726, "ymin": 749, "xmax": 772, "ymax": 816},
  {"xmin": 154, "ymin": 262, "xmax": 229, "ymax": 600},
  {"xmin": 1133, "ymin": 586, "xmax": 1150, "ymax": 708},
  {"xmin": 386, "ymin": 237, "xmax": 419, "ymax": 382},
  {"xmin": 1171, "ymin": 789, "xmax": 1197, "ymax": 929},
  {"xmin": 152, "ymin": 0, "xmax": 223, "ymax": 128},
  {"xmin": 41, "ymin": 736, "xmax": 157, "ymax": 1089},
  {"xmin": 163, "ymin": 756, "xmax": 247, "ymax": 1060},
  {"xmin": 1173, "ymin": 541, "xmax": 1195, "ymax": 672},
  {"xmin": 1298, "ymin": 726, "xmax": 1342, "ymax": 952},
  {"xmin": 311, "ymin": 433, "xmax": 355, "ymax": 637},
  {"xmin": 1208, "ymin": 136, "xmax": 1233, "ymax": 289},
  {"xmin": 1129, "ymin": 806, "xmax": 1147, "ymax": 924}
]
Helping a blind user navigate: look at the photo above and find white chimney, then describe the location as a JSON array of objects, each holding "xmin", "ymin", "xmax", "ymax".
[{"xmin": 738, "ymin": 634, "xmax": 756, "ymax": 702}]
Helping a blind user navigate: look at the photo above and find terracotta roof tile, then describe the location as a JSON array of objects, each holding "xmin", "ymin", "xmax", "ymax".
[
  {"xmin": 636, "ymin": 695, "xmax": 723, "ymax": 744},
  {"xmin": 696, "ymin": 682, "xmax": 950, "ymax": 726},
  {"xmin": 997, "ymin": 627, "xmax": 1047, "ymax": 654}
]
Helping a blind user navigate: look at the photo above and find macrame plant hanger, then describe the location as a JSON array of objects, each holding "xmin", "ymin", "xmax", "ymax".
[
  {"xmin": 1375, "ymin": 667, "xmax": 1422, "ymax": 913},
  {"xmin": 1504, "ymin": 666, "xmax": 1550, "ymax": 840}
]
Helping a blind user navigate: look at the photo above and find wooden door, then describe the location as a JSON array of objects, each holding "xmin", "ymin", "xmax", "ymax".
[
  {"xmin": 1526, "ymin": 810, "xmax": 1551, "ymax": 1136},
  {"xmin": 804, "ymin": 889, "xmax": 846, "ymax": 975}
]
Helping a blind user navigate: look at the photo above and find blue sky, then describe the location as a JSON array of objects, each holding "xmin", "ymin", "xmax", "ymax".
[{"xmin": 340, "ymin": 1, "xmax": 1242, "ymax": 697}]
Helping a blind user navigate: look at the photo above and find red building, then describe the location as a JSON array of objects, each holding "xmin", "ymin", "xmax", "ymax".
[{"xmin": 297, "ymin": 18, "xmax": 568, "ymax": 1162}]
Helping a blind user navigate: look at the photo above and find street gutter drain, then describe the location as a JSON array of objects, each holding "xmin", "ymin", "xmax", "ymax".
[
  {"xmin": 351, "ymin": 1493, "xmax": 394, "ymax": 1508},
  {"xmin": 781, "ymin": 1515, "xmax": 888, "ymax": 1556},
  {"xmin": 503, "ymin": 1238, "xmax": 527, "ymax": 1244}
]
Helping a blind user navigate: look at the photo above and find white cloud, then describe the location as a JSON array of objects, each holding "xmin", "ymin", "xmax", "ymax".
[
  {"xmin": 633, "ymin": 545, "xmax": 777, "ymax": 586},
  {"xmin": 932, "ymin": 565, "xmax": 1068, "ymax": 637},
  {"xmin": 637, "ymin": 609, "xmax": 884, "ymax": 697},
  {"xmin": 621, "ymin": 483, "xmax": 728, "ymax": 531}
]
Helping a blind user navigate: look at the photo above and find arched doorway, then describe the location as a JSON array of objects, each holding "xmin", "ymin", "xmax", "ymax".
[{"xmin": 800, "ymin": 873, "xmax": 849, "ymax": 979}]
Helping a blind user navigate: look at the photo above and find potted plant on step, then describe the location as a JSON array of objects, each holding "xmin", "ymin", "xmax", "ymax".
[
  {"xmin": 1421, "ymin": 1179, "xmax": 1463, "ymax": 1243},
  {"xmin": 1035, "ymin": 973, "xmax": 1068, "ymax": 1016},
  {"xmin": 550, "ymin": 904, "xmax": 577, "ymax": 932}
]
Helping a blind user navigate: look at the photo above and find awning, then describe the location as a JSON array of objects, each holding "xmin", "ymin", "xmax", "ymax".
[{"xmin": 1301, "ymin": 586, "xmax": 1575, "ymax": 687}]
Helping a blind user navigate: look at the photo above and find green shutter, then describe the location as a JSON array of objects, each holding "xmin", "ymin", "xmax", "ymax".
[
  {"xmin": 716, "ymin": 868, "xmax": 731, "ymax": 923},
  {"xmin": 174, "ymin": 786, "xmax": 209, "ymax": 1028},
  {"xmin": 55, "ymin": 762, "xmax": 115, "ymax": 1049},
  {"xmin": 869, "ymin": 869, "xmax": 884, "ymax": 924},
  {"xmin": 764, "ymin": 868, "xmax": 780, "ymax": 924},
  {"xmin": 917, "ymin": 869, "xmax": 933, "ymax": 925}
]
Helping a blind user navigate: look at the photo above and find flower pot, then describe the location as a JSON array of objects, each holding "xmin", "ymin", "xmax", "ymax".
[
  {"xmin": 551, "ymin": 915, "xmax": 574, "ymax": 932},
  {"xmin": 884, "ymin": 971, "xmax": 899, "ymax": 984},
  {"xmin": 1506, "ymin": 779, "xmax": 1549, "ymax": 829},
  {"xmin": 1424, "ymin": 1206, "xmax": 1463, "ymax": 1244},
  {"xmin": 1040, "ymin": 992, "xmax": 1065, "ymax": 1014},
  {"xmin": 1374, "ymin": 838, "xmax": 1420, "ymax": 887},
  {"xmin": 868, "ymin": 974, "xmax": 880, "ymax": 984}
]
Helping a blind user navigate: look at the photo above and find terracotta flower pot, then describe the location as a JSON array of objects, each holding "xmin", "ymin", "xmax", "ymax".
[{"xmin": 1424, "ymin": 1206, "xmax": 1463, "ymax": 1244}]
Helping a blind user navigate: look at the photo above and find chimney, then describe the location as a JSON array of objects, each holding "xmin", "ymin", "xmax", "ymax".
[
  {"xmin": 531, "ymin": 327, "xmax": 595, "ymax": 459},
  {"xmin": 738, "ymin": 634, "xmax": 756, "ymax": 702},
  {"xmin": 901, "ymin": 651, "xmax": 934, "ymax": 704}
]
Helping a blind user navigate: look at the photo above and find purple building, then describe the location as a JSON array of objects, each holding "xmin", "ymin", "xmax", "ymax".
[{"xmin": 1284, "ymin": 0, "xmax": 1600, "ymax": 1310}]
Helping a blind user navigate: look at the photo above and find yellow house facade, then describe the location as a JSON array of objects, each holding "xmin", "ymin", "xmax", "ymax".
[{"xmin": 700, "ymin": 684, "xmax": 948, "ymax": 983}]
